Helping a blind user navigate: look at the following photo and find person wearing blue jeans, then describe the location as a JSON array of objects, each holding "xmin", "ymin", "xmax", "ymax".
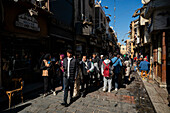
[{"xmin": 111, "ymin": 53, "xmax": 122, "ymax": 91}]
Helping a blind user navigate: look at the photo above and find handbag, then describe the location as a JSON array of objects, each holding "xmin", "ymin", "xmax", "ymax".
[{"xmin": 40, "ymin": 61, "xmax": 47, "ymax": 70}]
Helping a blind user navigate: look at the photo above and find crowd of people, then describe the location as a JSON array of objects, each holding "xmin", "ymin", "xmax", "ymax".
[{"xmin": 40, "ymin": 49, "xmax": 150, "ymax": 107}]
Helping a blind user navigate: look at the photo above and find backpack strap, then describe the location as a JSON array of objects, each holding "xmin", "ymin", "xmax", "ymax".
[
  {"xmin": 113, "ymin": 58, "xmax": 119, "ymax": 64},
  {"xmin": 103, "ymin": 61, "xmax": 110, "ymax": 67},
  {"xmin": 103, "ymin": 61, "xmax": 106, "ymax": 66}
]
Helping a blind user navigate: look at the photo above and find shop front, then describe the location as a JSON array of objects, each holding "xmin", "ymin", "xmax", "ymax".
[{"xmin": 0, "ymin": 1, "xmax": 50, "ymax": 89}]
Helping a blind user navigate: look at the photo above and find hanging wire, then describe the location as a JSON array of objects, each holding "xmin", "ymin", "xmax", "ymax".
[{"xmin": 114, "ymin": 0, "xmax": 116, "ymax": 28}]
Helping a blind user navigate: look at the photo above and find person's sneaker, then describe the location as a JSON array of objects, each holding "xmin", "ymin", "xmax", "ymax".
[
  {"xmin": 61, "ymin": 102, "xmax": 68, "ymax": 107},
  {"xmin": 103, "ymin": 88, "xmax": 106, "ymax": 92},
  {"xmin": 82, "ymin": 93, "xmax": 86, "ymax": 98},
  {"xmin": 115, "ymin": 88, "xmax": 118, "ymax": 91},
  {"xmin": 53, "ymin": 91, "xmax": 56, "ymax": 96},
  {"xmin": 43, "ymin": 93, "xmax": 47, "ymax": 98}
]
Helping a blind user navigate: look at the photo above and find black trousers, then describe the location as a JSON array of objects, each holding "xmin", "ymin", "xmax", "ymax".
[
  {"xmin": 99, "ymin": 69, "xmax": 103, "ymax": 82},
  {"xmin": 89, "ymin": 72, "xmax": 93, "ymax": 85},
  {"xmin": 81, "ymin": 75, "xmax": 89, "ymax": 94},
  {"xmin": 63, "ymin": 77, "xmax": 74, "ymax": 103},
  {"xmin": 49, "ymin": 76, "xmax": 55, "ymax": 91},
  {"xmin": 43, "ymin": 76, "xmax": 49, "ymax": 94},
  {"xmin": 43, "ymin": 76, "xmax": 55, "ymax": 94},
  {"xmin": 93, "ymin": 71, "xmax": 98, "ymax": 84}
]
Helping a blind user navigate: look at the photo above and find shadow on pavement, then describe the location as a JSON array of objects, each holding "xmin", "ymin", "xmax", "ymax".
[
  {"xmin": 0, "ymin": 88, "xmax": 43, "ymax": 112},
  {"xmin": 129, "ymin": 77, "xmax": 135, "ymax": 85},
  {"xmin": 88, "ymin": 85, "xmax": 102, "ymax": 94},
  {"xmin": 1, "ymin": 103, "xmax": 32, "ymax": 113}
]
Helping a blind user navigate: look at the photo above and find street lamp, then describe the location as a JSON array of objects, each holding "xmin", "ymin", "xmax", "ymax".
[
  {"xmin": 106, "ymin": 14, "xmax": 111, "ymax": 17},
  {"xmin": 96, "ymin": 0, "xmax": 108, "ymax": 9},
  {"xmin": 103, "ymin": 6, "xmax": 108, "ymax": 9}
]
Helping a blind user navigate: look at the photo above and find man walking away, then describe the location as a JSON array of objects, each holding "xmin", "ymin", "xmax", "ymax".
[
  {"xmin": 61, "ymin": 49, "xmax": 78, "ymax": 107},
  {"xmin": 139, "ymin": 58, "xmax": 150, "ymax": 73},
  {"xmin": 111, "ymin": 53, "xmax": 122, "ymax": 91},
  {"xmin": 101, "ymin": 55, "xmax": 113, "ymax": 92}
]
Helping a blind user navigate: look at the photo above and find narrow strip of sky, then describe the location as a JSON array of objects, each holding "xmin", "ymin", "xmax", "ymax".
[{"xmin": 101, "ymin": 0, "xmax": 143, "ymax": 45}]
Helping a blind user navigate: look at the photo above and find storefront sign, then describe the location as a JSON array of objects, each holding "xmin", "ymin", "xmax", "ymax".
[{"xmin": 15, "ymin": 13, "xmax": 40, "ymax": 31}]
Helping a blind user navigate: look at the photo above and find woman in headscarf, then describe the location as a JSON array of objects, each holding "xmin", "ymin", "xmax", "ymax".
[{"xmin": 58, "ymin": 54, "xmax": 65, "ymax": 91}]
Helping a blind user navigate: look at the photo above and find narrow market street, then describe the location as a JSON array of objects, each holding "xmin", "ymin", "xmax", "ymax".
[
  {"xmin": 2, "ymin": 72, "xmax": 155, "ymax": 113},
  {"xmin": 0, "ymin": 0, "xmax": 170, "ymax": 113}
]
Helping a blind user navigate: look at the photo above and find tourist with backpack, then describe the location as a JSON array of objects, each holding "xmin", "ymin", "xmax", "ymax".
[
  {"xmin": 111, "ymin": 53, "xmax": 122, "ymax": 91},
  {"xmin": 101, "ymin": 56, "xmax": 113, "ymax": 93}
]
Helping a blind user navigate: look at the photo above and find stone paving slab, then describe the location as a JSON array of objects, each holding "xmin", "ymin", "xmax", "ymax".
[
  {"xmin": 1, "ymin": 72, "xmax": 156, "ymax": 113},
  {"xmin": 140, "ymin": 73, "xmax": 170, "ymax": 113}
]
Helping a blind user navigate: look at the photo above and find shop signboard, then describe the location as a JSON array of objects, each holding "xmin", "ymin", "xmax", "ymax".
[{"xmin": 15, "ymin": 13, "xmax": 40, "ymax": 31}]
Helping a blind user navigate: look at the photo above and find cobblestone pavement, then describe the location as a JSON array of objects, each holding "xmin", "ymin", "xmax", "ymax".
[{"xmin": 2, "ymin": 72, "xmax": 155, "ymax": 113}]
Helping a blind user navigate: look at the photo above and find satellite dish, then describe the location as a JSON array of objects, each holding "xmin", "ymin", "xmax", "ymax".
[{"xmin": 141, "ymin": 0, "xmax": 150, "ymax": 4}]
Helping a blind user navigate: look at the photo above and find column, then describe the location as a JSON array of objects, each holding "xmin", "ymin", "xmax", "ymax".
[
  {"xmin": 0, "ymin": 38, "xmax": 2, "ymax": 88},
  {"xmin": 153, "ymin": 34, "xmax": 158, "ymax": 79},
  {"xmin": 162, "ymin": 32, "xmax": 166, "ymax": 86},
  {"xmin": 131, "ymin": 21, "xmax": 134, "ymax": 59}
]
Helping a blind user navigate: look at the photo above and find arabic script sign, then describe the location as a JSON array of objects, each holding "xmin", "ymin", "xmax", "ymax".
[{"xmin": 15, "ymin": 13, "xmax": 40, "ymax": 31}]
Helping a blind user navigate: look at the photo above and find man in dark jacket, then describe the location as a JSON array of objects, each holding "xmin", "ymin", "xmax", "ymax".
[
  {"xmin": 80, "ymin": 56, "xmax": 94, "ymax": 97},
  {"xmin": 92, "ymin": 53, "xmax": 100, "ymax": 86},
  {"xmin": 61, "ymin": 49, "xmax": 78, "ymax": 107}
]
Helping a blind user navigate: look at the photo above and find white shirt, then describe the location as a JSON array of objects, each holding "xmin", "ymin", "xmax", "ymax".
[{"xmin": 67, "ymin": 57, "xmax": 72, "ymax": 78}]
